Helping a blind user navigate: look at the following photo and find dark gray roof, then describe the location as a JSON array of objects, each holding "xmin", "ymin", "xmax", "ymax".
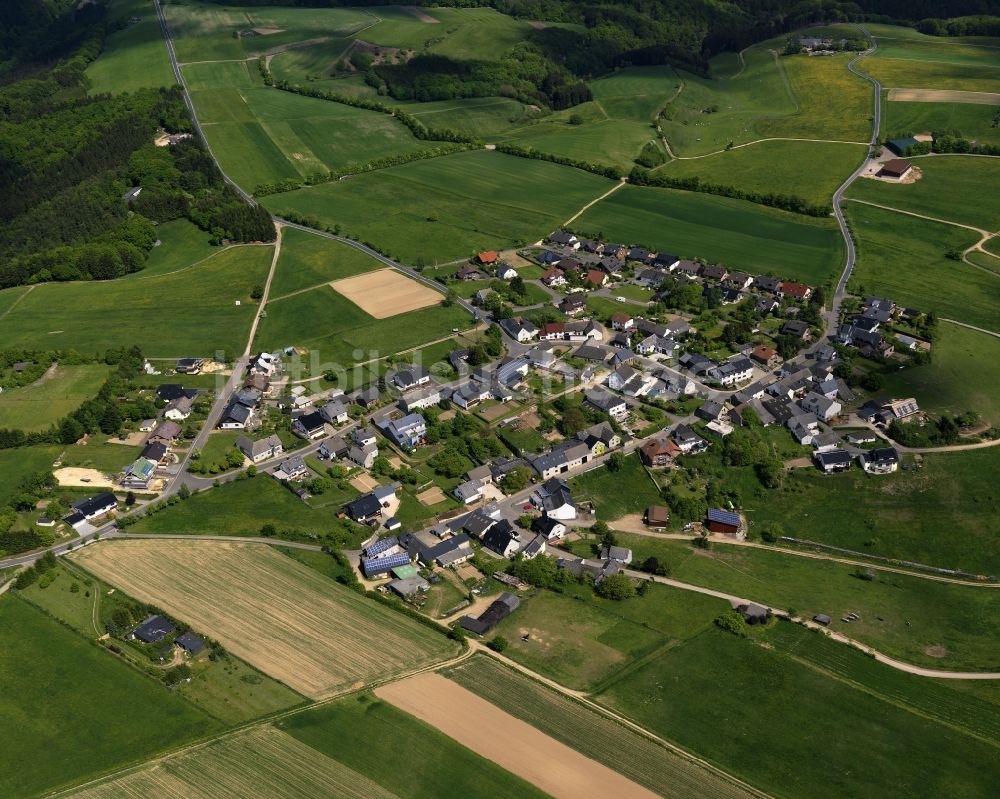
[
  {"xmin": 175, "ymin": 632, "xmax": 206, "ymax": 654},
  {"xmin": 132, "ymin": 615, "xmax": 175, "ymax": 644}
]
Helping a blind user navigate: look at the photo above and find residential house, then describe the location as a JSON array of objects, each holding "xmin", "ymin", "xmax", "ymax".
[
  {"xmin": 249, "ymin": 352, "xmax": 280, "ymax": 376},
  {"xmin": 121, "ymin": 457, "xmax": 157, "ymax": 489},
  {"xmin": 129, "ymin": 615, "xmax": 175, "ymax": 644},
  {"xmin": 157, "ymin": 384, "xmax": 197, "ymax": 402},
  {"xmin": 778, "ymin": 281, "xmax": 813, "ymax": 301},
  {"xmin": 453, "ymin": 479, "xmax": 486, "ymax": 504},
  {"xmin": 679, "ymin": 352, "xmax": 716, "ymax": 376},
  {"xmin": 318, "ymin": 399, "xmax": 349, "ymax": 425},
  {"xmin": 750, "ymin": 345, "xmax": 781, "ymax": 369},
  {"xmin": 574, "ymin": 344, "xmax": 610, "ymax": 363},
  {"xmin": 576, "ymin": 422, "xmax": 620, "ymax": 456},
  {"xmin": 558, "ymin": 257, "xmax": 583, "ymax": 273},
  {"xmin": 164, "ymin": 396, "xmax": 192, "ymax": 421},
  {"xmin": 653, "ymin": 252, "xmax": 680, "ymax": 270},
  {"xmin": 476, "ymin": 251, "xmax": 498, "ymax": 265},
  {"xmin": 498, "ymin": 316, "xmax": 539, "ymax": 342},
  {"xmin": 640, "ymin": 437, "xmax": 680, "ymax": 468},
  {"xmin": 636, "ymin": 335, "xmax": 677, "ymax": 358},
  {"xmin": 273, "ymin": 456, "xmax": 309, "ymax": 481},
  {"xmin": 780, "ymin": 319, "xmax": 812, "ymax": 341},
  {"xmin": 378, "ymin": 413, "xmax": 427, "ymax": 449},
  {"xmin": 753, "ymin": 275, "xmax": 781, "ymax": 294},
  {"xmin": 604, "ymin": 243, "xmax": 626, "ymax": 260},
  {"xmin": 754, "ymin": 295, "xmax": 779, "ymax": 315},
  {"xmin": 353, "ymin": 384, "xmax": 381, "ymax": 409},
  {"xmin": 236, "ymin": 434, "xmax": 283, "ymax": 463},
  {"xmin": 724, "ymin": 271, "xmax": 753, "ymax": 290},
  {"xmin": 585, "ymin": 388, "xmax": 628, "ymax": 420},
  {"xmin": 559, "ymin": 295, "xmax": 587, "ymax": 315},
  {"xmin": 400, "ymin": 531, "xmax": 473, "ymax": 568},
  {"xmin": 581, "ymin": 239, "xmax": 604, "ymax": 254},
  {"xmin": 141, "ymin": 441, "xmax": 169, "ymax": 465},
  {"xmin": 293, "ymin": 411, "xmax": 327, "ymax": 440},
  {"xmin": 611, "ymin": 313, "xmax": 634, "ymax": 331},
  {"xmin": 175, "ymin": 357, "xmax": 204, "ymax": 374},
  {"xmin": 814, "ymin": 450, "xmax": 851, "ymax": 473},
  {"xmin": 218, "ymin": 402, "xmax": 250, "ymax": 430},
  {"xmin": 673, "ymin": 424, "xmax": 707, "ymax": 453},
  {"xmin": 709, "ymin": 357, "xmax": 754, "ymax": 387},
  {"xmin": 348, "ymin": 443, "xmax": 378, "ymax": 469},
  {"xmin": 540, "ymin": 322, "xmax": 565, "ymax": 341},
  {"xmin": 627, "ymin": 246, "xmax": 654, "ymax": 264},
  {"xmin": 399, "ymin": 385, "xmax": 442, "ymax": 412},
  {"xmin": 674, "ymin": 260, "xmax": 702, "ymax": 278},
  {"xmin": 353, "ymin": 426, "xmax": 377, "ymax": 448},
  {"xmin": 537, "ymin": 250, "xmax": 562, "ymax": 265},
  {"xmin": 634, "ymin": 268, "xmax": 663, "ymax": 288},
  {"xmin": 455, "ymin": 264, "xmax": 486, "ymax": 280},
  {"xmin": 548, "ymin": 230, "xmax": 580, "ymax": 249},
  {"xmin": 530, "ymin": 440, "xmax": 591, "ymax": 479},
  {"xmin": 788, "ymin": 413, "xmax": 821, "ymax": 445},
  {"xmin": 532, "ymin": 515, "xmax": 567, "ymax": 540},
  {"xmin": 600, "ymin": 545, "xmax": 632, "ymax": 564},
  {"xmin": 532, "ymin": 477, "xmax": 576, "ymax": 520},
  {"xmin": 585, "ymin": 269, "xmax": 608, "ymax": 288},
  {"xmin": 451, "ymin": 381, "xmax": 492, "ymax": 410},
  {"xmin": 497, "ymin": 263, "xmax": 518, "ymax": 280},
  {"xmin": 149, "ymin": 420, "xmax": 182, "ymax": 444},
  {"xmin": 695, "ymin": 399, "xmax": 728, "ymax": 423},
  {"xmin": 319, "ymin": 435, "xmax": 349, "ymax": 460},
  {"xmin": 860, "ymin": 447, "xmax": 900, "ymax": 474},
  {"xmin": 66, "ymin": 493, "xmax": 117, "ymax": 526},
  {"xmin": 392, "ymin": 366, "xmax": 430, "ymax": 392},
  {"xmin": 702, "ymin": 264, "xmax": 728, "ymax": 282},
  {"xmin": 483, "ymin": 519, "xmax": 522, "ymax": 558},
  {"xmin": 801, "ymin": 391, "xmax": 841, "ymax": 422}
]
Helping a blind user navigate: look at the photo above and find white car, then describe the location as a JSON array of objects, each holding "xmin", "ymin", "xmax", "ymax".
[{"xmin": 615, "ymin": 296, "xmax": 627, "ymax": 302}]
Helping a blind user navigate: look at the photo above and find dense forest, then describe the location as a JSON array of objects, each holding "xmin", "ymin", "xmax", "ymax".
[{"xmin": 0, "ymin": 1, "xmax": 274, "ymax": 291}]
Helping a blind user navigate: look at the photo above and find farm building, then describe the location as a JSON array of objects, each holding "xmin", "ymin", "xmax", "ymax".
[
  {"xmin": 885, "ymin": 137, "xmax": 919, "ymax": 156},
  {"xmin": 130, "ymin": 614, "xmax": 175, "ymax": 644},
  {"xmin": 459, "ymin": 593, "xmax": 520, "ymax": 635},
  {"xmin": 706, "ymin": 507, "xmax": 742, "ymax": 537},
  {"xmin": 645, "ymin": 505, "xmax": 670, "ymax": 530},
  {"xmin": 175, "ymin": 632, "xmax": 206, "ymax": 655},
  {"xmin": 879, "ymin": 158, "xmax": 913, "ymax": 180}
]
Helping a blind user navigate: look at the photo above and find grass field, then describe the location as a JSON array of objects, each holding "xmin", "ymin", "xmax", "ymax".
[
  {"xmin": 68, "ymin": 725, "xmax": 408, "ymax": 799},
  {"xmin": 257, "ymin": 280, "xmax": 469, "ymax": 364},
  {"xmin": 0, "ymin": 364, "xmax": 109, "ymax": 432},
  {"xmin": 881, "ymin": 321, "xmax": 1000, "ymax": 425},
  {"xmin": 661, "ymin": 37, "xmax": 871, "ymax": 156},
  {"xmin": 495, "ymin": 66, "xmax": 676, "ymax": 171},
  {"xmin": 271, "ymin": 149, "xmax": 614, "ymax": 263},
  {"xmin": 660, "ymin": 140, "xmax": 865, "ymax": 207},
  {"xmin": 576, "ymin": 534, "xmax": 998, "ymax": 671},
  {"xmin": 744, "ymin": 446, "xmax": 1000, "ymax": 575},
  {"xmin": 278, "ymin": 692, "xmax": 551, "ymax": 799},
  {"xmin": 0, "ymin": 596, "xmax": 220, "ymax": 799},
  {"xmin": 494, "ymin": 582, "xmax": 724, "ymax": 691},
  {"xmin": 568, "ymin": 454, "xmax": 662, "ymax": 521},
  {"xmin": 861, "ymin": 54, "xmax": 1000, "ymax": 93},
  {"xmin": 163, "ymin": 1, "xmax": 373, "ymax": 64},
  {"xmin": 575, "ymin": 185, "xmax": 844, "ymax": 284},
  {"xmin": 129, "ymin": 219, "xmax": 217, "ymax": 279},
  {"xmin": 0, "ymin": 446, "xmax": 60, "ymax": 507},
  {"xmin": 86, "ymin": 0, "xmax": 175, "ymax": 94},
  {"xmin": 848, "ymin": 154, "xmax": 1000, "ymax": 230},
  {"xmin": 187, "ymin": 69, "xmax": 430, "ymax": 191},
  {"xmin": 0, "ymin": 244, "xmax": 273, "ymax": 356},
  {"xmin": 71, "ymin": 539, "xmax": 457, "ymax": 698},
  {"xmin": 846, "ymin": 202, "xmax": 999, "ymax": 330},
  {"xmin": 597, "ymin": 623, "xmax": 1000, "ymax": 799},
  {"xmin": 446, "ymin": 654, "xmax": 758, "ymax": 799},
  {"xmin": 268, "ymin": 227, "xmax": 382, "ymax": 297},
  {"xmin": 882, "ymin": 96, "xmax": 1000, "ymax": 147},
  {"xmin": 132, "ymin": 476, "xmax": 341, "ymax": 538}
]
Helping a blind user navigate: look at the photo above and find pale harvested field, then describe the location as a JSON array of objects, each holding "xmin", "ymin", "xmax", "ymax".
[
  {"xmin": 888, "ymin": 88, "xmax": 1000, "ymax": 105},
  {"xmin": 54, "ymin": 467, "xmax": 115, "ymax": 488},
  {"xmin": 416, "ymin": 485, "xmax": 447, "ymax": 506},
  {"xmin": 375, "ymin": 673, "xmax": 660, "ymax": 799},
  {"xmin": 70, "ymin": 540, "xmax": 454, "ymax": 698},
  {"xmin": 350, "ymin": 472, "xmax": 379, "ymax": 492},
  {"xmin": 68, "ymin": 725, "xmax": 400, "ymax": 799},
  {"xmin": 329, "ymin": 269, "xmax": 441, "ymax": 318}
]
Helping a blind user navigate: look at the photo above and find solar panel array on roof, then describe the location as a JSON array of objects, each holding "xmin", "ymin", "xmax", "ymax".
[
  {"xmin": 707, "ymin": 507, "xmax": 741, "ymax": 527},
  {"xmin": 363, "ymin": 536, "xmax": 399, "ymax": 559},
  {"xmin": 362, "ymin": 551, "xmax": 410, "ymax": 577}
]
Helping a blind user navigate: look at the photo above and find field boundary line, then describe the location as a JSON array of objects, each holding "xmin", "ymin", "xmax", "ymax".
[
  {"xmin": 844, "ymin": 197, "xmax": 996, "ymax": 237},
  {"xmin": 667, "ymin": 136, "xmax": 868, "ymax": 161},
  {"xmin": 0, "ymin": 284, "xmax": 34, "ymax": 320},
  {"xmin": 562, "ymin": 178, "xmax": 627, "ymax": 225},
  {"xmin": 940, "ymin": 318, "xmax": 1000, "ymax": 340},
  {"xmin": 129, "ymin": 242, "xmax": 271, "ymax": 281}
]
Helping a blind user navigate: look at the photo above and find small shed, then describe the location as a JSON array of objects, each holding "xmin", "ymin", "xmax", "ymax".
[
  {"xmin": 706, "ymin": 507, "xmax": 741, "ymax": 536},
  {"xmin": 813, "ymin": 614, "xmax": 832, "ymax": 626},
  {"xmin": 645, "ymin": 505, "xmax": 670, "ymax": 530},
  {"xmin": 879, "ymin": 158, "xmax": 912, "ymax": 180}
]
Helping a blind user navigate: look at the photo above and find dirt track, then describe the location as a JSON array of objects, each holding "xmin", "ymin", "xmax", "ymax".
[
  {"xmin": 330, "ymin": 269, "xmax": 442, "ymax": 318},
  {"xmin": 375, "ymin": 673, "xmax": 660, "ymax": 799},
  {"xmin": 54, "ymin": 467, "xmax": 114, "ymax": 488}
]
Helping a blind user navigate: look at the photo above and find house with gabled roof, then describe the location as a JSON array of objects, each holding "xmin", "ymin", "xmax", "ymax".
[
  {"xmin": 532, "ymin": 477, "xmax": 575, "ymax": 520},
  {"xmin": 293, "ymin": 411, "xmax": 327, "ymax": 440},
  {"xmin": 236, "ymin": 434, "xmax": 283, "ymax": 463}
]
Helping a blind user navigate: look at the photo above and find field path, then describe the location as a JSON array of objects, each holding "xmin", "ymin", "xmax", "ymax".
[
  {"xmin": 376, "ymin": 672, "xmax": 662, "ymax": 799},
  {"xmin": 667, "ymin": 136, "xmax": 869, "ymax": 161},
  {"xmin": 562, "ymin": 178, "xmax": 627, "ymax": 226},
  {"xmin": 939, "ymin": 318, "xmax": 1000, "ymax": 340},
  {"xmin": 0, "ymin": 284, "xmax": 34, "ymax": 320},
  {"xmin": 844, "ymin": 198, "xmax": 994, "ymax": 237}
]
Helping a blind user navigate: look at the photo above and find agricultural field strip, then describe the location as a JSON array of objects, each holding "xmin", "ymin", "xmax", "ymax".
[
  {"xmin": 666, "ymin": 135, "xmax": 869, "ymax": 161},
  {"xmin": 69, "ymin": 540, "xmax": 454, "ymax": 699},
  {"xmin": 846, "ymin": 198, "xmax": 998, "ymax": 240},
  {"xmin": 445, "ymin": 655, "xmax": 764, "ymax": 799},
  {"xmin": 64, "ymin": 726, "xmax": 400, "ymax": 799}
]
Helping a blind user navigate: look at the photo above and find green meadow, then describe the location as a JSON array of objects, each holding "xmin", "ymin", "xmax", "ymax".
[
  {"xmin": 271, "ymin": 149, "xmax": 614, "ymax": 263},
  {"xmin": 846, "ymin": 202, "xmax": 999, "ymax": 331},
  {"xmin": 746, "ymin": 446, "xmax": 1000, "ymax": 575},
  {"xmin": 0, "ymin": 245, "xmax": 274, "ymax": 356},
  {"xmin": 575, "ymin": 185, "xmax": 844, "ymax": 284},
  {"xmin": 882, "ymin": 96, "xmax": 1000, "ymax": 147},
  {"xmin": 568, "ymin": 454, "xmax": 662, "ymax": 522},
  {"xmin": 268, "ymin": 227, "xmax": 381, "ymax": 297},
  {"xmin": 848, "ymin": 154, "xmax": 1000, "ymax": 230},
  {"xmin": 881, "ymin": 321, "xmax": 1000, "ymax": 426},
  {"xmin": 660, "ymin": 139, "xmax": 865, "ymax": 206},
  {"xmin": 85, "ymin": 0, "xmax": 175, "ymax": 94},
  {"xmin": 0, "ymin": 446, "xmax": 61, "ymax": 507},
  {"xmin": 0, "ymin": 364, "xmax": 110, "ymax": 432},
  {"xmin": 0, "ymin": 597, "xmax": 220, "ymax": 799},
  {"xmin": 860, "ymin": 56, "xmax": 1000, "ymax": 93},
  {"xmin": 186, "ymin": 65, "xmax": 428, "ymax": 191},
  {"xmin": 129, "ymin": 219, "xmax": 217, "ymax": 279},
  {"xmin": 597, "ymin": 624, "xmax": 1000, "ymax": 799},
  {"xmin": 572, "ymin": 534, "xmax": 999, "ymax": 671},
  {"xmin": 496, "ymin": 66, "xmax": 677, "ymax": 171}
]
